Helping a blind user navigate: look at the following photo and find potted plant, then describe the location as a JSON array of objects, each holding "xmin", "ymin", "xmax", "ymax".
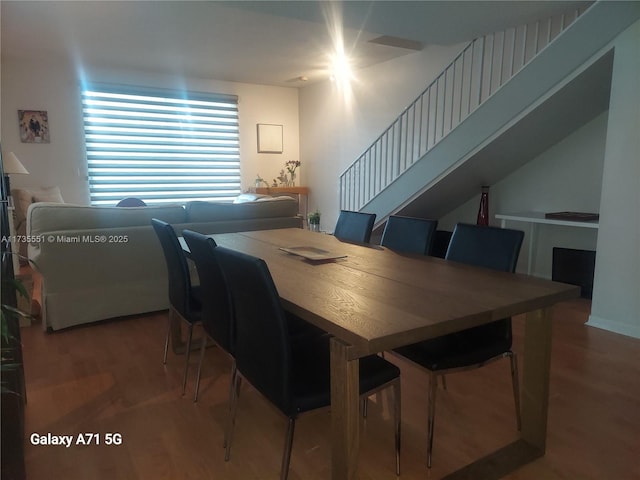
[{"xmin": 308, "ymin": 210, "xmax": 321, "ymax": 232}]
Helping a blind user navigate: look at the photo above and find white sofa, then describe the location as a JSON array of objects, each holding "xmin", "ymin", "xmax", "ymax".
[
  {"xmin": 27, "ymin": 197, "xmax": 302, "ymax": 330},
  {"xmin": 11, "ymin": 186, "xmax": 65, "ymax": 261}
]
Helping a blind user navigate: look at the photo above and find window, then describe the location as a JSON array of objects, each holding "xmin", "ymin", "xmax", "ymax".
[{"xmin": 81, "ymin": 84, "xmax": 240, "ymax": 205}]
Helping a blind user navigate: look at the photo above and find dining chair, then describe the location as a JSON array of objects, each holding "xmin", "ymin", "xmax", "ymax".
[
  {"xmin": 393, "ymin": 222, "xmax": 524, "ymax": 468},
  {"xmin": 380, "ymin": 215, "xmax": 438, "ymax": 254},
  {"xmin": 181, "ymin": 230, "xmax": 234, "ymax": 403},
  {"xmin": 116, "ymin": 197, "xmax": 147, "ymax": 207},
  {"xmin": 151, "ymin": 218, "xmax": 202, "ymax": 396},
  {"xmin": 431, "ymin": 230, "xmax": 453, "ymax": 258},
  {"xmin": 333, "ymin": 210, "xmax": 376, "ymax": 244},
  {"xmin": 215, "ymin": 246, "xmax": 402, "ymax": 479}
]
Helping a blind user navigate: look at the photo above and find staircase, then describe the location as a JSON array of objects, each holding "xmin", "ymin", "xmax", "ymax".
[{"xmin": 339, "ymin": 1, "xmax": 640, "ymax": 224}]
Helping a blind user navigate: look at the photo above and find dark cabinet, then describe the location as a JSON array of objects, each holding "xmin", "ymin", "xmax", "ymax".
[{"xmin": 1, "ymin": 149, "xmax": 27, "ymax": 480}]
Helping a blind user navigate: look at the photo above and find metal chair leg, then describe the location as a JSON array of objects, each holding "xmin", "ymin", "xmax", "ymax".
[
  {"xmin": 163, "ymin": 309, "xmax": 173, "ymax": 364},
  {"xmin": 427, "ymin": 373, "xmax": 438, "ymax": 468},
  {"xmin": 510, "ymin": 352, "xmax": 522, "ymax": 431},
  {"xmin": 225, "ymin": 371, "xmax": 242, "ymax": 461},
  {"xmin": 393, "ymin": 378, "xmax": 402, "ymax": 476},
  {"xmin": 193, "ymin": 336, "xmax": 207, "ymax": 402},
  {"xmin": 181, "ymin": 322, "xmax": 194, "ymax": 396},
  {"xmin": 280, "ymin": 418, "xmax": 296, "ymax": 480}
]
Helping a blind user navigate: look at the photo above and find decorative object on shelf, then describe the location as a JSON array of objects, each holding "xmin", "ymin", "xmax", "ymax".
[
  {"xmin": 309, "ymin": 210, "xmax": 321, "ymax": 232},
  {"xmin": 254, "ymin": 174, "xmax": 268, "ymax": 189},
  {"xmin": 18, "ymin": 110, "xmax": 50, "ymax": 143},
  {"xmin": 256, "ymin": 123, "xmax": 283, "ymax": 153},
  {"xmin": 284, "ymin": 160, "xmax": 301, "ymax": 187},
  {"xmin": 275, "ymin": 160, "xmax": 301, "ymax": 187},
  {"xmin": 276, "ymin": 169, "xmax": 287, "ymax": 187},
  {"xmin": 544, "ymin": 211, "xmax": 599, "ymax": 221},
  {"xmin": 476, "ymin": 185, "xmax": 490, "ymax": 226}
]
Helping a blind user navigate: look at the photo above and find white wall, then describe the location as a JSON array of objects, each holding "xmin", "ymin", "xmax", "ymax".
[
  {"xmin": 588, "ymin": 19, "xmax": 640, "ymax": 339},
  {"xmin": 299, "ymin": 43, "xmax": 464, "ymax": 231},
  {"xmin": 438, "ymin": 111, "xmax": 607, "ymax": 277},
  {"xmin": 0, "ymin": 56, "xmax": 299, "ymax": 204}
]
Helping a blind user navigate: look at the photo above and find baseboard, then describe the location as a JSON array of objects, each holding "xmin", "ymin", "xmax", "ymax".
[{"xmin": 586, "ymin": 315, "xmax": 640, "ymax": 339}]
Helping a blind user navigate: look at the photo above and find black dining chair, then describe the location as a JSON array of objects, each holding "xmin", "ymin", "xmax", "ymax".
[
  {"xmin": 430, "ymin": 230, "xmax": 453, "ymax": 259},
  {"xmin": 151, "ymin": 218, "xmax": 202, "ymax": 396},
  {"xmin": 334, "ymin": 210, "xmax": 376, "ymax": 244},
  {"xmin": 181, "ymin": 230, "xmax": 234, "ymax": 403},
  {"xmin": 380, "ymin": 215, "xmax": 438, "ymax": 255},
  {"xmin": 393, "ymin": 222, "xmax": 525, "ymax": 468},
  {"xmin": 215, "ymin": 246, "xmax": 402, "ymax": 479},
  {"xmin": 116, "ymin": 197, "xmax": 147, "ymax": 207}
]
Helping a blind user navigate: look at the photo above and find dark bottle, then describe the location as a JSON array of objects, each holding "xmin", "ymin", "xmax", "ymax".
[{"xmin": 476, "ymin": 186, "xmax": 490, "ymax": 226}]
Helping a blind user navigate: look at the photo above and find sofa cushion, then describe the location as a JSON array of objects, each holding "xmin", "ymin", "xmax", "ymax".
[
  {"xmin": 233, "ymin": 193, "xmax": 270, "ymax": 203},
  {"xmin": 12, "ymin": 186, "xmax": 64, "ymax": 232},
  {"xmin": 28, "ymin": 203, "xmax": 187, "ymax": 235},
  {"xmin": 186, "ymin": 198, "xmax": 298, "ymax": 223}
]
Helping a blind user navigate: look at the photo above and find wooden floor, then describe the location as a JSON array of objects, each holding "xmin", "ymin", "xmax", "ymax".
[{"xmin": 20, "ymin": 299, "xmax": 640, "ymax": 479}]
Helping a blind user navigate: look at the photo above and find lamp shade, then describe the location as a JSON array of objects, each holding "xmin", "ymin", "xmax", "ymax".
[{"xmin": 3, "ymin": 152, "xmax": 29, "ymax": 175}]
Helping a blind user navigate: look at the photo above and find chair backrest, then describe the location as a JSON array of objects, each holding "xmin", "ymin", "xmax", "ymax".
[
  {"xmin": 334, "ymin": 210, "xmax": 376, "ymax": 244},
  {"xmin": 445, "ymin": 223, "xmax": 524, "ymax": 349},
  {"xmin": 117, "ymin": 197, "xmax": 147, "ymax": 207},
  {"xmin": 380, "ymin": 215, "xmax": 438, "ymax": 255},
  {"xmin": 182, "ymin": 230, "xmax": 233, "ymax": 353},
  {"xmin": 445, "ymin": 223, "xmax": 524, "ymax": 273},
  {"xmin": 214, "ymin": 246, "xmax": 292, "ymax": 413},
  {"xmin": 151, "ymin": 218, "xmax": 193, "ymax": 316},
  {"xmin": 431, "ymin": 230, "xmax": 453, "ymax": 259}
]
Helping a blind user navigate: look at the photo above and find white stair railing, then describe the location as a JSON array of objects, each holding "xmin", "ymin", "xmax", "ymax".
[{"xmin": 339, "ymin": 6, "xmax": 589, "ymax": 212}]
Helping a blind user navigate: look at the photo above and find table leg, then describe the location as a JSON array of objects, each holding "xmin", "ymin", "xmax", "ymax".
[
  {"xmin": 442, "ymin": 307, "xmax": 552, "ymax": 480},
  {"xmin": 330, "ymin": 337, "xmax": 360, "ymax": 480},
  {"xmin": 521, "ymin": 307, "xmax": 552, "ymax": 450}
]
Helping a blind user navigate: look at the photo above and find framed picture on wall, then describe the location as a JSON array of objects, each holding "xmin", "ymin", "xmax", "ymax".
[
  {"xmin": 18, "ymin": 110, "xmax": 50, "ymax": 143},
  {"xmin": 257, "ymin": 123, "xmax": 283, "ymax": 153}
]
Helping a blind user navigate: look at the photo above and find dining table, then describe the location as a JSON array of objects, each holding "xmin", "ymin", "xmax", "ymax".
[{"xmin": 180, "ymin": 227, "xmax": 579, "ymax": 479}]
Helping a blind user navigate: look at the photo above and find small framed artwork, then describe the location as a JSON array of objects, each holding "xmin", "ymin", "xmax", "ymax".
[
  {"xmin": 257, "ymin": 123, "xmax": 283, "ymax": 153},
  {"xmin": 18, "ymin": 110, "xmax": 50, "ymax": 143}
]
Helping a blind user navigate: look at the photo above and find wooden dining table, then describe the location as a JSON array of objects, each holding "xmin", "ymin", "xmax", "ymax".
[{"xmin": 180, "ymin": 227, "xmax": 579, "ymax": 479}]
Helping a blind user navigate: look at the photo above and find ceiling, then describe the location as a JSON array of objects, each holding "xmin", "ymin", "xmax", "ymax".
[{"xmin": 1, "ymin": 1, "xmax": 590, "ymax": 88}]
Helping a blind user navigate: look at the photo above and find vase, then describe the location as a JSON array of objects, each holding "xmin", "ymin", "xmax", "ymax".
[
  {"xmin": 476, "ymin": 186, "xmax": 490, "ymax": 226},
  {"xmin": 309, "ymin": 222, "xmax": 320, "ymax": 232}
]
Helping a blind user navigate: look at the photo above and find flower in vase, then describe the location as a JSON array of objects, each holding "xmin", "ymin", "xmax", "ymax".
[{"xmin": 284, "ymin": 160, "xmax": 301, "ymax": 186}]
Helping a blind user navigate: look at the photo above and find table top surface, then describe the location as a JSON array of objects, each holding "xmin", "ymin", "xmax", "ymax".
[{"xmin": 185, "ymin": 228, "xmax": 579, "ymax": 358}]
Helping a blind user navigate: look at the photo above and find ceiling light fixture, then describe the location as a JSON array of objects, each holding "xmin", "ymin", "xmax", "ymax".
[
  {"xmin": 321, "ymin": 1, "xmax": 354, "ymax": 104},
  {"xmin": 330, "ymin": 50, "xmax": 352, "ymax": 84}
]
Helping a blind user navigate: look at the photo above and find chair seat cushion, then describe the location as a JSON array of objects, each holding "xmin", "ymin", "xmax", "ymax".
[
  {"xmin": 394, "ymin": 319, "xmax": 512, "ymax": 371},
  {"xmin": 290, "ymin": 334, "xmax": 400, "ymax": 415}
]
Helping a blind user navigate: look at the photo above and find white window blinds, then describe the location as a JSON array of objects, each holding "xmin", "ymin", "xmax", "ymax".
[{"xmin": 81, "ymin": 84, "xmax": 240, "ymax": 205}]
